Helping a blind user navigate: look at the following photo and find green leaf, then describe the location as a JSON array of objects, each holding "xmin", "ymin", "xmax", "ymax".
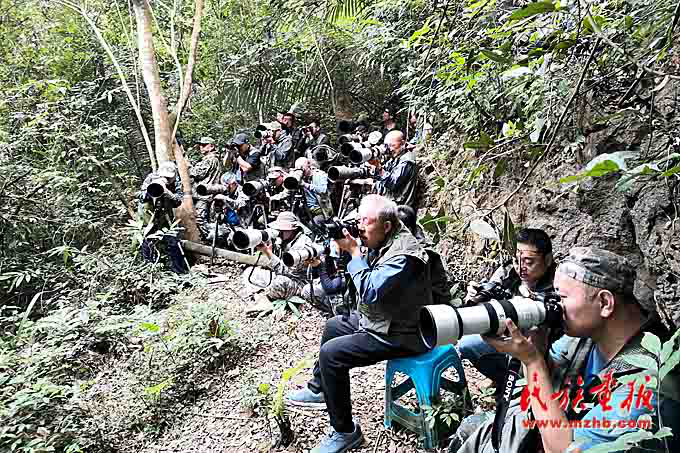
[
  {"xmin": 660, "ymin": 348, "xmax": 680, "ymax": 382},
  {"xmin": 559, "ymin": 151, "xmax": 636, "ymax": 183},
  {"xmin": 494, "ymin": 158, "xmax": 507, "ymax": 178},
  {"xmin": 653, "ymin": 426, "xmax": 673, "ymax": 438},
  {"xmin": 641, "ymin": 333, "xmax": 662, "ymax": 356},
  {"xmin": 509, "ymin": 1, "xmax": 556, "ymax": 21},
  {"xmin": 258, "ymin": 383, "xmax": 271, "ymax": 394},
  {"xmin": 138, "ymin": 322, "xmax": 160, "ymax": 333},
  {"xmin": 480, "ymin": 49, "xmax": 511, "ymax": 64},
  {"xmin": 661, "ymin": 165, "xmax": 680, "ymax": 177},
  {"xmin": 660, "ymin": 330, "xmax": 680, "ymax": 363},
  {"xmin": 623, "ymin": 353, "xmax": 658, "ymax": 372}
]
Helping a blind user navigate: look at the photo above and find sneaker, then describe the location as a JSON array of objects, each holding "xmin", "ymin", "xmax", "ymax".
[
  {"xmin": 286, "ymin": 387, "xmax": 326, "ymax": 409},
  {"xmin": 311, "ymin": 422, "xmax": 364, "ymax": 453}
]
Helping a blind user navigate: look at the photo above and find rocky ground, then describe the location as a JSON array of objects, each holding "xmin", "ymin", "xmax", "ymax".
[{"xmin": 84, "ymin": 259, "xmax": 494, "ymax": 453}]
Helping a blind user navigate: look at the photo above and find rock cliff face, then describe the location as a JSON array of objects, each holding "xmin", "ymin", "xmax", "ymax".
[{"xmin": 429, "ymin": 78, "xmax": 679, "ymax": 327}]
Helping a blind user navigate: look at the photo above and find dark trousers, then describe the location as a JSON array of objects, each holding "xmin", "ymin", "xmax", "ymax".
[{"xmin": 307, "ymin": 312, "xmax": 421, "ymax": 433}]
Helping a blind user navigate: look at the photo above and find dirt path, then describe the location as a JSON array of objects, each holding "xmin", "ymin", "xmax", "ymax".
[{"xmin": 114, "ymin": 261, "xmax": 493, "ymax": 453}]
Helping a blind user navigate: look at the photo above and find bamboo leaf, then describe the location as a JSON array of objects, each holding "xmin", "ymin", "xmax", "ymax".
[{"xmin": 509, "ymin": 2, "xmax": 556, "ymax": 21}]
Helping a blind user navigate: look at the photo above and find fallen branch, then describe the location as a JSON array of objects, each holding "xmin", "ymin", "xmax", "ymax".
[
  {"xmin": 485, "ymin": 38, "xmax": 602, "ymax": 214},
  {"xmin": 180, "ymin": 240, "xmax": 271, "ymax": 267}
]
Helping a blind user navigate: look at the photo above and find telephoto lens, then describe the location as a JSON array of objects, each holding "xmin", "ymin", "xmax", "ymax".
[
  {"xmin": 232, "ymin": 228, "xmax": 279, "ymax": 250},
  {"xmin": 327, "ymin": 166, "xmax": 366, "ymax": 182},
  {"xmin": 254, "ymin": 124, "xmax": 269, "ymax": 139},
  {"xmin": 418, "ymin": 295, "xmax": 563, "ymax": 349},
  {"xmin": 243, "ymin": 180, "xmax": 267, "ymax": 197},
  {"xmin": 282, "ymin": 244, "xmax": 325, "ymax": 267},
  {"xmin": 283, "ymin": 169, "xmax": 304, "ymax": 191},
  {"xmin": 196, "ymin": 183, "xmax": 228, "ymax": 197},
  {"xmin": 146, "ymin": 179, "xmax": 166, "ymax": 198}
]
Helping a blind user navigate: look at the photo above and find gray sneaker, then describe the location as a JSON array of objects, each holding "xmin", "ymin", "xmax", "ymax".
[
  {"xmin": 311, "ymin": 422, "xmax": 364, "ymax": 453},
  {"xmin": 286, "ymin": 387, "xmax": 326, "ymax": 409}
]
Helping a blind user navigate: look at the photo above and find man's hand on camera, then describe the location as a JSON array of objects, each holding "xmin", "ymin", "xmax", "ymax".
[
  {"xmin": 307, "ymin": 257, "xmax": 322, "ymax": 268},
  {"xmin": 335, "ymin": 229, "xmax": 361, "ymax": 258},
  {"xmin": 255, "ymin": 241, "xmax": 273, "ymax": 258},
  {"xmin": 484, "ymin": 319, "xmax": 544, "ymax": 366},
  {"xmin": 464, "ymin": 281, "xmax": 480, "ymax": 303}
]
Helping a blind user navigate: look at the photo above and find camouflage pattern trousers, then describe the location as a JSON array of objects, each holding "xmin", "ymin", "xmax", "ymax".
[{"xmin": 266, "ymin": 275, "xmax": 326, "ymax": 303}]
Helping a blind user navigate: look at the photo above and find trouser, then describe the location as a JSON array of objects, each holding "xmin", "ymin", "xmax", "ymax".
[
  {"xmin": 306, "ymin": 312, "xmax": 421, "ymax": 433},
  {"xmin": 266, "ymin": 275, "xmax": 304, "ymax": 301},
  {"xmin": 195, "ymin": 199, "xmax": 211, "ymax": 239},
  {"xmin": 457, "ymin": 334, "xmax": 510, "ymax": 389},
  {"xmin": 141, "ymin": 235, "xmax": 188, "ymax": 274}
]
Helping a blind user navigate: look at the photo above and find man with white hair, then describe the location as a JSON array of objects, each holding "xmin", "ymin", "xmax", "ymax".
[{"xmin": 287, "ymin": 194, "xmax": 447, "ymax": 453}]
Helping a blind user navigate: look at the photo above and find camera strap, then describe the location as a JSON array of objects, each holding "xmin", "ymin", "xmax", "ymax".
[{"xmin": 492, "ymin": 357, "xmax": 522, "ymax": 453}]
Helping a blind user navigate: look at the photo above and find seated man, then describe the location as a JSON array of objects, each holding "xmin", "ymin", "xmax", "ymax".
[
  {"xmin": 286, "ymin": 195, "xmax": 448, "ymax": 453},
  {"xmin": 457, "ymin": 228, "xmax": 556, "ymax": 391},
  {"xmin": 138, "ymin": 161, "xmax": 188, "ymax": 274},
  {"xmin": 255, "ymin": 211, "xmax": 318, "ymax": 302},
  {"xmin": 452, "ymin": 247, "xmax": 680, "ymax": 453},
  {"xmin": 374, "ymin": 130, "xmax": 418, "ymax": 209}
]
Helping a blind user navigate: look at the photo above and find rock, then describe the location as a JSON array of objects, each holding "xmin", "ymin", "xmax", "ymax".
[{"xmin": 245, "ymin": 293, "xmax": 273, "ymax": 316}]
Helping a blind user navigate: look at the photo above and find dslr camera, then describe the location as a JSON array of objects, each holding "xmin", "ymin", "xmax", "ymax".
[{"xmin": 319, "ymin": 218, "xmax": 360, "ymax": 240}]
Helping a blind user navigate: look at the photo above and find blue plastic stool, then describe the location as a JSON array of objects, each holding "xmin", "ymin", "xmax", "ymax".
[{"xmin": 384, "ymin": 345, "xmax": 467, "ymax": 450}]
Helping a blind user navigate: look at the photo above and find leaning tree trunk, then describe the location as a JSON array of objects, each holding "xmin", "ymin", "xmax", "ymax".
[{"xmin": 132, "ymin": 0, "xmax": 172, "ymax": 164}]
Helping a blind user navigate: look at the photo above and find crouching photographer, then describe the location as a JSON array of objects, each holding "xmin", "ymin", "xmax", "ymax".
[
  {"xmin": 441, "ymin": 247, "xmax": 680, "ymax": 453},
  {"xmin": 253, "ymin": 211, "xmax": 321, "ymax": 302},
  {"xmin": 286, "ymin": 195, "xmax": 449, "ymax": 453}
]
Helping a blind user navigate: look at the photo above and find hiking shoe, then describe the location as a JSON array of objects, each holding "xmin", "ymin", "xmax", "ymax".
[
  {"xmin": 311, "ymin": 422, "xmax": 364, "ymax": 453},
  {"xmin": 286, "ymin": 387, "xmax": 326, "ymax": 409}
]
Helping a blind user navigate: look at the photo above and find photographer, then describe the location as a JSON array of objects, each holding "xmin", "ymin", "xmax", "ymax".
[
  {"xmin": 287, "ymin": 195, "xmax": 448, "ymax": 453},
  {"xmin": 305, "ymin": 244, "xmax": 352, "ymax": 316},
  {"xmin": 380, "ymin": 107, "xmax": 400, "ymax": 141},
  {"xmin": 138, "ymin": 162, "xmax": 188, "ymax": 274},
  {"xmin": 294, "ymin": 157, "xmax": 332, "ymax": 228},
  {"xmin": 255, "ymin": 211, "xmax": 317, "ymax": 302},
  {"xmin": 228, "ymin": 133, "xmax": 261, "ymax": 183},
  {"xmin": 457, "ymin": 228, "xmax": 556, "ymax": 392},
  {"xmin": 299, "ymin": 119, "xmax": 330, "ymax": 157},
  {"xmin": 373, "ymin": 130, "xmax": 418, "ymax": 209},
  {"xmin": 212, "ymin": 172, "xmax": 249, "ymax": 225},
  {"xmin": 190, "ymin": 136, "xmax": 223, "ymax": 239},
  {"xmin": 261, "ymin": 120, "xmax": 294, "ymax": 168},
  {"xmin": 452, "ymin": 247, "xmax": 680, "ymax": 453}
]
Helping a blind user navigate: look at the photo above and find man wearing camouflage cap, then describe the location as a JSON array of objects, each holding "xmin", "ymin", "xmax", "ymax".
[
  {"xmin": 190, "ymin": 136, "xmax": 223, "ymax": 239},
  {"xmin": 452, "ymin": 247, "xmax": 680, "ymax": 453}
]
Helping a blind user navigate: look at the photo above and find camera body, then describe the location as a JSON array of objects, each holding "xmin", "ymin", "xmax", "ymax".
[{"xmin": 320, "ymin": 218, "xmax": 360, "ymax": 240}]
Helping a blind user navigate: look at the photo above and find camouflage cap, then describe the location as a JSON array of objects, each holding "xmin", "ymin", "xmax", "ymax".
[
  {"xmin": 558, "ymin": 247, "xmax": 635, "ymax": 296},
  {"xmin": 199, "ymin": 136, "xmax": 215, "ymax": 145}
]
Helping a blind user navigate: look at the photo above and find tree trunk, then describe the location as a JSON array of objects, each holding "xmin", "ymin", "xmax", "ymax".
[
  {"xmin": 173, "ymin": 139, "xmax": 201, "ymax": 241},
  {"xmin": 132, "ymin": 0, "xmax": 172, "ymax": 164}
]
